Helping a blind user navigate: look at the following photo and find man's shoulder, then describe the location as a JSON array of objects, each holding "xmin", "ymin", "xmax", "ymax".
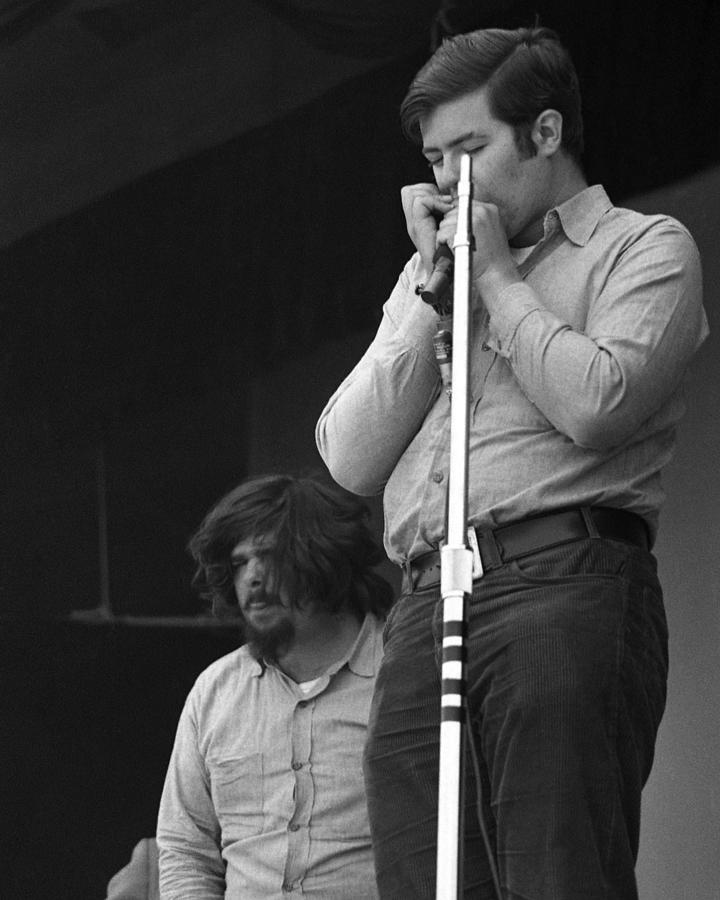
[
  {"xmin": 604, "ymin": 200, "xmax": 696, "ymax": 247},
  {"xmin": 565, "ymin": 184, "xmax": 697, "ymax": 251},
  {"xmin": 191, "ymin": 644, "xmax": 259, "ymax": 694}
]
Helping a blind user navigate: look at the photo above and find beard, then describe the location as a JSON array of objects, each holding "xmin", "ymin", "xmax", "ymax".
[{"xmin": 243, "ymin": 611, "xmax": 296, "ymax": 663}]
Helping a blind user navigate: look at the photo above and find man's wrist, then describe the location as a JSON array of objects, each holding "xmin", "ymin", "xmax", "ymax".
[{"xmin": 474, "ymin": 262, "xmax": 521, "ymax": 313}]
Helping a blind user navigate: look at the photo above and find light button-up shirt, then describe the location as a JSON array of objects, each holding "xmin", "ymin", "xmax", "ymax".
[
  {"xmin": 317, "ymin": 185, "xmax": 708, "ymax": 562},
  {"xmin": 157, "ymin": 613, "xmax": 383, "ymax": 899}
]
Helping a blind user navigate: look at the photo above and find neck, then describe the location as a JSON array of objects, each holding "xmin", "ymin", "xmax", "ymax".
[
  {"xmin": 278, "ymin": 607, "xmax": 362, "ymax": 683},
  {"xmin": 552, "ymin": 162, "xmax": 589, "ymax": 208},
  {"xmin": 512, "ymin": 158, "xmax": 588, "ymax": 247}
]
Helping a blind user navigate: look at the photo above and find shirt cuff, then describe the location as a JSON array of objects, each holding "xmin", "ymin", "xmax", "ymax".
[
  {"xmin": 485, "ymin": 282, "xmax": 543, "ymax": 357},
  {"xmin": 393, "ymin": 257, "xmax": 440, "ymax": 356}
]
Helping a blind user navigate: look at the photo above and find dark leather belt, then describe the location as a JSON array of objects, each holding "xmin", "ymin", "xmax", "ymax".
[{"xmin": 404, "ymin": 506, "xmax": 649, "ymax": 593}]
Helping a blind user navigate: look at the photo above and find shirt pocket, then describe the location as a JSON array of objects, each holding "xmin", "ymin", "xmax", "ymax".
[{"xmin": 207, "ymin": 752, "xmax": 264, "ymax": 841}]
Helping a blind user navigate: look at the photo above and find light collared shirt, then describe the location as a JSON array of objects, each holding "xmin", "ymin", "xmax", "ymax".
[
  {"xmin": 316, "ymin": 185, "xmax": 708, "ymax": 563},
  {"xmin": 157, "ymin": 614, "xmax": 383, "ymax": 899}
]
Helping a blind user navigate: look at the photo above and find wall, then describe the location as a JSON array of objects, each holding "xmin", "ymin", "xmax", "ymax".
[{"xmin": 629, "ymin": 168, "xmax": 720, "ymax": 900}]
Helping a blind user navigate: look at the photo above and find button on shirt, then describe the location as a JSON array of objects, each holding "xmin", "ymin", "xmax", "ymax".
[
  {"xmin": 157, "ymin": 614, "xmax": 383, "ymax": 899},
  {"xmin": 316, "ymin": 185, "xmax": 708, "ymax": 563}
]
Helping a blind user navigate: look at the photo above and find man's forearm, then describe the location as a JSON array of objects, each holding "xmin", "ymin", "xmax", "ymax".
[
  {"xmin": 317, "ymin": 257, "xmax": 441, "ymax": 494},
  {"xmin": 482, "ymin": 225, "xmax": 706, "ymax": 451}
]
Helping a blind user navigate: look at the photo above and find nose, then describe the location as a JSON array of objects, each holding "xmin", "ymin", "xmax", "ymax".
[
  {"xmin": 435, "ymin": 156, "xmax": 461, "ymax": 196},
  {"xmin": 239, "ymin": 556, "xmax": 265, "ymax": 589}
]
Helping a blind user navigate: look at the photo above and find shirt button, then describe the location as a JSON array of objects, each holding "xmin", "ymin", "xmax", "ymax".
[
  {"xmin": 482, "ymin": 342, "xmax": 491, "ymax": 352},
  {"xmin": 297, "ymin": 700, "xmax": 308, "ymax": 708},
  {"xmin": 292, "ymin": 761, "xmax": 303, "ymax": 770},
  {"xmin": 432, "ymin": 471, "xmax": 444, "ymax": 483},
  {"xmin": 282, "ymin": 883, "xmax": 295, "ymax": 892},
  {"xmin": 289, "ymin": 823, "xmax": 301, "ymax": 832}
]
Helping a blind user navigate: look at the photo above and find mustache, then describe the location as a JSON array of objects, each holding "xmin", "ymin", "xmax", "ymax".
[{"xmin": 242, "ymin": 588, "xmax": 281, "ymax": 608}]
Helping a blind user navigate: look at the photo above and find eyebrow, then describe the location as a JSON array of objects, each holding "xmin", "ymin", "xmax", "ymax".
[{"xmin": 421, "ymin": 130, "xmax": 489, "ymax": 157}]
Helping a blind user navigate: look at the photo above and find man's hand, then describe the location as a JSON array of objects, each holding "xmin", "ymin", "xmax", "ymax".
[
  {"xmin": 401, "ymin": 183, "xmax": 454, "ymax": 280},
  {"xmin": 436, "ymin": 200, "xmax": 519, "ymax": 309}
]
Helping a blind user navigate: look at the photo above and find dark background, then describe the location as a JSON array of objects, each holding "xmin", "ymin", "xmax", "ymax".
[{"xmin": 1, "ymin": 1, "xmax": 718, "ymax": 897}]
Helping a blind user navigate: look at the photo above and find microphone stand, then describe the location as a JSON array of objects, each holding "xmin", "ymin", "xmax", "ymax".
[{"xmin": 435, "ymin": 153, "xmax": 474, "ymax": 900}]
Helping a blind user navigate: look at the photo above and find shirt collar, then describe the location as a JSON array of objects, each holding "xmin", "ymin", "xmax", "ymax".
[
  {"xmin": 320, "ymin": 612, "xmax": 381, "ymax": 679},
  {"xmin": 344, "ymin": 612, "xmax": 382, "ymax": 678},
  {"xmin": 543, "ymin": 184, "xmax": 613, "ymax": 247}
]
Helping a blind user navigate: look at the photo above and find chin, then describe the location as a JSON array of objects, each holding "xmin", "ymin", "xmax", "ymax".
[{"xmin": 244, "ymin": 616, "xmax": 295, "ymax": 662}]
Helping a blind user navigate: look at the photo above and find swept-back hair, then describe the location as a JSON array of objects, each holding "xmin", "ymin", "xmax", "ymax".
[
  {"xmin": 400, "ymin": 26, "xmax": 584, "ymax": 163},
  {"xmin": 188, "ymin": 473, "xmax": 394, "ymax": 620}
]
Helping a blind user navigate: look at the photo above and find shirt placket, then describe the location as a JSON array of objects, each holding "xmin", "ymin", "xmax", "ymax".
[{"xmin": 282, "ymin": 696, "xmax": 315, "ymax": 894}]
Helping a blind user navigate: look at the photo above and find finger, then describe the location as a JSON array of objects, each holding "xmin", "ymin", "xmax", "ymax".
[
  {"xmin": 401, "ymin": 182, "xmax": 449, "ymax": 199},
  {"xmin": 406, "ymin": 198, "xmax": 454, "ymax": 226},
  {"xmin": 401, "ymin": 184, "xmax": 453, "ymax": 215},
  {"xmin": 434, "ymin": 208, "xmax": 459, "ymax": 244},
  {"xmin": 400, "ymin": 183, "xmax": 435, "ymax": 214}
]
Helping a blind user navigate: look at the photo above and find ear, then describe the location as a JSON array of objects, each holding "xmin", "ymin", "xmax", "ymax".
[{"xmin": 532, "ymin": 109, "xmax": 563, "ymax": 157}]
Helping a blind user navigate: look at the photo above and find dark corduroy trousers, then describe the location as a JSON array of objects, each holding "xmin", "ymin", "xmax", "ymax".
[{"xmin": 363, "ymin": 538, "xmax": 668, "ymax": 900}]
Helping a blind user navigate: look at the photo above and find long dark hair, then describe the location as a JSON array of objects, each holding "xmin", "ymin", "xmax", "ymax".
[
  {"xmin": 400, "ymin": 26, "xmax": 584, "ymax": 164},
  {"xmin": 188, "ymin": 473, "xmax": 394, "ymax": 620}
]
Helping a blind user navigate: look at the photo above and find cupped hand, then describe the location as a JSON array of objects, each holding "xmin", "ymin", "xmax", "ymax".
[
  {"xmin": 436, "ymin": 200, "xmax": 519, "ymax": 305},
  {"xmin": 400, "ymin": 183, "xmax": 454, "ymax": 279}
]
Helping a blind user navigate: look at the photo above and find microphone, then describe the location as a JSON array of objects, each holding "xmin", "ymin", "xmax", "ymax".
[{"xmin": 420, "ymin": 244, "xmax": 453, "ymax": 308}]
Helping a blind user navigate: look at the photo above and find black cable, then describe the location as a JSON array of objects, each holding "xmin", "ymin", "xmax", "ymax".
[{"xmin": 465, "ymin": 721, "xmax": 503, "ymax": 900}]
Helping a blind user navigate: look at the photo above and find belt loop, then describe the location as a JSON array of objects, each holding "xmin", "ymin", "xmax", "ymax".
[{"xmin": 580, "ymin": 506, "xmax": 600, "ymax": 538}]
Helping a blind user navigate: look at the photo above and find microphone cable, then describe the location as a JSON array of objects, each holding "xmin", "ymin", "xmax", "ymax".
[{"xmin": 466, "ymin": 722, "xmax": 503, "ymax": 900}]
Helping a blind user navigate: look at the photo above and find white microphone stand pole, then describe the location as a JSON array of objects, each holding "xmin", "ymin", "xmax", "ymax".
[{"xmin": 435, "ymin": 152, "xmax": 474, "ymax": 900}]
